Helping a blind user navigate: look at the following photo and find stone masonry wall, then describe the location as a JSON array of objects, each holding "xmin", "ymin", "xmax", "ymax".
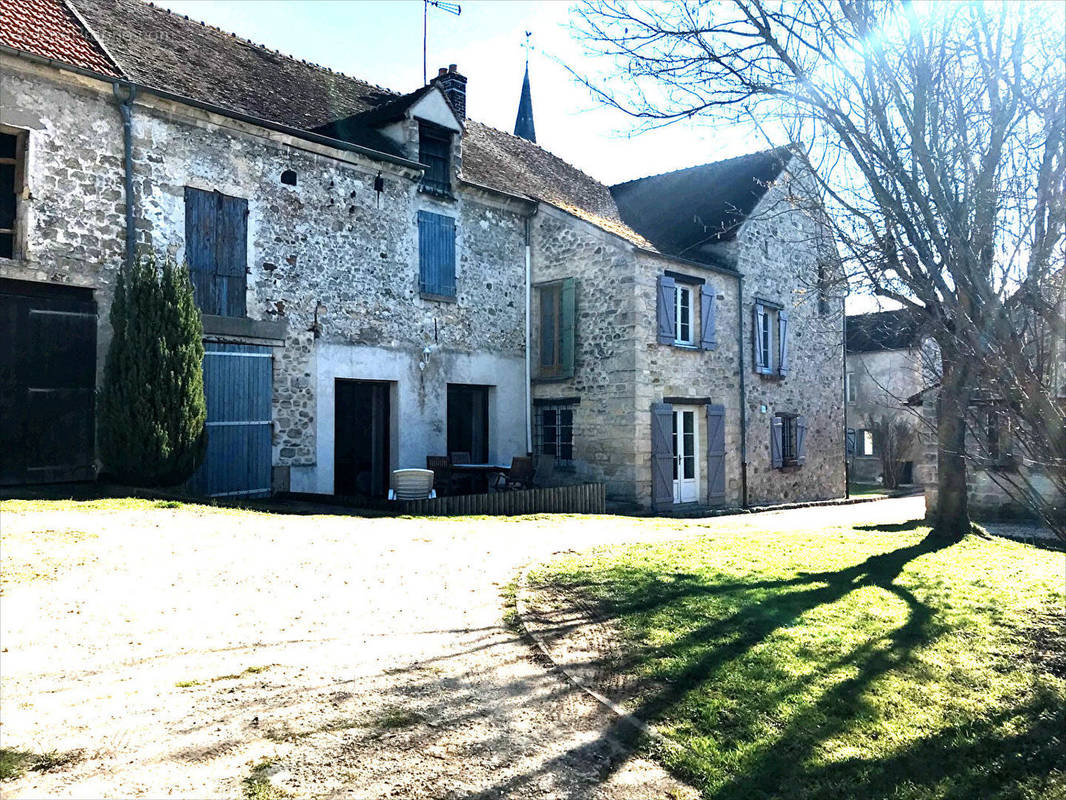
[
  {"xmin": 529, "ymin": 207, "xmax": 641, "ymax": 502},
  {"xmin": 1, "ymin": 60, "xmax": 527, "ymax": 470},
  {"xmin": 631, "ymin": 252, "xmax": 743, "ymax": 507},
  {"xmin": 712, "ymin": 169, "xmax": 846, "ymax": 505}
]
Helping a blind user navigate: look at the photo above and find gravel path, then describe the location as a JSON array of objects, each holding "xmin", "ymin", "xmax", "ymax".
[{"xmin": 0, "ymin": 496, "xmax": 923, "ymax": 798}]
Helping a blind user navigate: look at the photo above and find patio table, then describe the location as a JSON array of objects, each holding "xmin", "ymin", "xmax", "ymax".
[{"xmin": 450, "ymin": 463, "xmax": 511, "ymax": 493}]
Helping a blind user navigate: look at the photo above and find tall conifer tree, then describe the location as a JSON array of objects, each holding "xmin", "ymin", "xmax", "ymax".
[{"xmin": 99, "ymin": 252, "xmax": 206, "ymax": 486}]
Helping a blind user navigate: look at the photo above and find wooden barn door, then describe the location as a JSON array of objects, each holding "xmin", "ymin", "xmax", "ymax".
[
  {"xmin": 0, "ymin": 279, "xmax": 96, "ymax": 485},
  {"xmin": 186, "ymin": 343, "xmax": 272, "ymax": 498}
]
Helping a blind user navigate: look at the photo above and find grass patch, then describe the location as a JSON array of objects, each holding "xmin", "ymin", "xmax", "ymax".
[
  {"xmin": 370, "ymin": 706, "xmax": 423, "ymax": 731},
  {"xmin": 264, "ymin": 717, "xmax": 363, "ymax": 743},
  {"xmin": 0, "ymin": 748, "xmax": 82, "ymax": 780},
  {"xmin": 173, "ymin": 665, "xmax": 274, "ymax": 688},
  {"xmin": 174, "ymin": 679, "xmax": 203, "ymax": 688},
  {"xmin": 528, "ymin": 520, "xmax": 1066, "ymax": 800},
  {"xmin": 241, "ymin": 759, "xmax": 290, "ymax": 800}
]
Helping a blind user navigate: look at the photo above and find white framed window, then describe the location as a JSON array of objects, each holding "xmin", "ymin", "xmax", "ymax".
[
  {"xmin": 674, "ymin": 284, "xmax": 694, "ymax": 345},
  {"xmin": 861, "ymin": 429, "xmax": 875, "ymax": 456},
  {"xmin": 846, "ymin": 372, "xmax": 856, "ymax": 403}
]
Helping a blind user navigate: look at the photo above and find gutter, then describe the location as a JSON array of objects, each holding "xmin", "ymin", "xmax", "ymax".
[
  {"xmin": 738, "ymin": 273, "xmax": 749, "ymax": 507},
  {"xmin": 0, "ymin": 45, "xmax": 426, "ymax": 172},
  {"xmin": 112, "ymin": 82, "xmax": 136, "ymax": 272},
  {"xmin": 523, "ymin": 202, "xmax": 540, "ymax": 455}
]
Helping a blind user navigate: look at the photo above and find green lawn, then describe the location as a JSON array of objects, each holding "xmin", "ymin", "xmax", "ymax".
[{"xmin": 527, "ymin": 521, "xmax": 1065, "ymax": 800}]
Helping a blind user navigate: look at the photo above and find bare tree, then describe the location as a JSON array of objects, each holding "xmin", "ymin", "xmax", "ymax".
[
  {"xmin": 573, "ymin": 0, "xmax": 1066, "ymax": 538},
  {"xmin": 865, "ymin": 414, "xmax": 916, "ymax": 490}
]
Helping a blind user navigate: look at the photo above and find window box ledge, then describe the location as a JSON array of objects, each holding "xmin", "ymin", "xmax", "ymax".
[{"xmin": 419, "ymin": 291, "xmax": 456, "ymax": 304}]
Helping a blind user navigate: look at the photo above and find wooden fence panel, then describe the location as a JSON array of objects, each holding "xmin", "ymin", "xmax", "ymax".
[{"xmin": 389, "ymin": 483, "xmax": 606, "ymax": 517}]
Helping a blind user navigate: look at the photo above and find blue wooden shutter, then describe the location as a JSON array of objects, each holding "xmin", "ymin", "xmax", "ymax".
[
  {"xmin": 796, "ymin": 415, "xmax": 807, "ymax": 464},
  {"xmin": 700, "ymin": 283, "xmax": 717, "ymax": 350},
  {"xmin": 418, "ymin": 211, "xmax": 456, "ymax": 297},
  {"xmin": 216, "ymin": 194, "xmax": 248, "ymax": 317},
  {"xmin": 651, "ymin": 402, "xmax": 674, "ymax": 508},
  {"xmin": 560, "ymin": 277, "xmax": 576, "ymax": 379},
  {"xmin": 705, "ymin": 403, "xmax": 725, "ymax": 505},
  {"xmin": 753, "ymin": 303, "xmax": 767, "ymax": 372},
  {"xmin": 846, "ymin": 427, "xmax": 856, "ymax": 455},
  {"xmin": 778, "ymin": 309, "xmax": 789, "ymax": 376},
  {"xmin": 770, "ymin": 415, "xmax": 783, "ymax": 468},
  {"xmin": 184, "ymin": 187, "xmax": 217, "ymax": 314},
  {"xmin": 657, "ymin": 276, "xmax": 675, "ymax": 344}
]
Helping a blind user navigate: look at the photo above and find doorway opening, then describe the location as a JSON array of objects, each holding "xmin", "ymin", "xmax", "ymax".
[
  {"xmin": 447, "ymin": 384, "xmax": 490, "ymax": 463},
  {"xmin": 672, "ymin": 407, "xmax": 699, "ymax": 503},
  {"xmin": 334, "ymin": 379, "xmax": 390, "ymax": 497}
]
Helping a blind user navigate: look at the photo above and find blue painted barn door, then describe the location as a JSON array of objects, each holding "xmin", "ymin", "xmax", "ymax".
[{"xmin": 186, "ymin": 343, "xmax": 272, "ymax": 497}]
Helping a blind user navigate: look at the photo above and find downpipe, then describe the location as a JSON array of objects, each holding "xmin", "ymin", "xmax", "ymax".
[
  {"xmin": 738, "ymin": 273, "xmax": 749, "ymax": 507},
  {"xmin": 524, "ymin": 203, "xmax": 539, "ymax": 455},
  {"xmin": 113, "ymin": 82, "xmax": 137, "ymax": 271}
]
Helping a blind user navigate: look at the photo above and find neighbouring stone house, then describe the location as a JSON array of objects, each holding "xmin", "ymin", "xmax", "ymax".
[
  {"xmin": 0, "ymin": 0, "xmax": 846, "ymax": 510},
  {"xmin": 844, "ymin": 308, "xmax": 929, "ymax": 485}
]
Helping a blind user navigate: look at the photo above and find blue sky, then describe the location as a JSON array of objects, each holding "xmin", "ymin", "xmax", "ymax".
[{"xmin": 155, "ymin": 0, "xmax": 765, "ymax": 186}]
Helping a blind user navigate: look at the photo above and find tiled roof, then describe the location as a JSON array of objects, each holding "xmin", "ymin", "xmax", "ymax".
[
  {"xmin": 0, "ymin": 0, "xmax": 120, "ymax": 76},
  {"xmin": 846, "ymin": 308, "xmax": 925, "ymax": 353},
  {"xmin": 41, "ymin": 0, "xmax": 653, "ymax": 249},
  {"xmin": 462, "ymin": 121, "xmax": 654, "ymax": 249},
  {"xmin": 70, "ymin": 0, "xmax": 398, "ymax": 131},
  {"xmin": 610, "ymin": 147, "xmax": 791, "ymax": 263}
]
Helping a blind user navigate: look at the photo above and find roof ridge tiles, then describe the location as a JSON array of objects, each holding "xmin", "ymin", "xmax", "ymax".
[{"xmin": 610, "ymin": 145, "xmax": 790, "ymax": 189}]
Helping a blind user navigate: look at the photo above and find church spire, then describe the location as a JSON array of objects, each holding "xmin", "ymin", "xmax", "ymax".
[{"xmin": 513, "ymin": 33, "xmax": 536, "ymax": 143}]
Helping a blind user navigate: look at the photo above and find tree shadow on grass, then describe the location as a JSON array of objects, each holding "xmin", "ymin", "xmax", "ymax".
[{"xmin": 474, "ymin": 530, "xmax": 1061, "ymax": 799}]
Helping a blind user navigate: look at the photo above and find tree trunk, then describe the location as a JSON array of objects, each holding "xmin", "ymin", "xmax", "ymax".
[{"xmin": 933, "ymin": 356, "xmax": 972, "ymax": 538}]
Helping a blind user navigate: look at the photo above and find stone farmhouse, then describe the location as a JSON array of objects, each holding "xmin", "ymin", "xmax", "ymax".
[
  {"xmin": 0, "ymin": 0, "xmax": 845, "ymax": 510},
  {"xmin": 844, "ymin": 309, "xmax": 928, "ymax": 485}
]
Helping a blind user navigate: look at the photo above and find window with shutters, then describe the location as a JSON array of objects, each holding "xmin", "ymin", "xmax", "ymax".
[
  {"xmin": 753, "ymin": 300, "xmax": 789, "ymax": 376},
  {"xmin": 772, "ymin": 412, "xmax": 806, "ymax": 468},
  {"xmin": 418, "ymin": 123, "xmax": 452, "ymax": 195},
  {"xmin": 0, "ymin": 129, "xmax": 26, "ymax": 261},
  {"xmin": 860, "ymin": 429, "xmax": 875, "ymax": 456},
  {"xmin": 536, "ymin": 404, "xmax": 574, "ymax": 465},
  {"xmin": 418, "ymin": 211, "xmax": 456, "ymax": 299},
  {"xmin": 537, "ymin": 278, "xmax": 575, "ymax": 379},
  {"xmin": 656, "ymin": 274, "xmax": 716, "ymax": 350},
  {"xmin": 184, "ymin": 187, "xmax": 248, "ymax": 317},
  {"xmin": 846, "ymin": 372, "xmax": 856, "ymax": 403}
]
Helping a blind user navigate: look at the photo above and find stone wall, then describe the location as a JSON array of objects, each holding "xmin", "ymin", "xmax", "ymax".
[
  {"xmin": 1, "ymin": 59, "xmax": 528, "ymax": 487},
  {"xmin": 845, "ymin": 347, "xmax": 925, "ymax": 483},
  {"xmin": 529, "ymin": 206, "xmax": 641, "ymax": 501},
  {"xmin": 711, "ymin": 169, "xmax": 846, "ymax": 506}
]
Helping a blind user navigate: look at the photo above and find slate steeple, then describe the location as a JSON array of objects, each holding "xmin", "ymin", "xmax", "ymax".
[{"xmin": 513, "ymin": 39, "xmax": 536, "ymax": 143}]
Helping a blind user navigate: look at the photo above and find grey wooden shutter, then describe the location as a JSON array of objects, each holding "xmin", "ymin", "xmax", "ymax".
[
  {"xmin": 770, "ymin": 415, "xmax": 783, "ymax": 468},
  {"xmin": 184, "ymin": 187, "xmax": 217, "ymax": 314},
  {"xmin": 846, "ymin": 427, "xmax": 856, "ymax": 455},
  {"xmin": 657, "ymin": 276, "xmax": 675, "ymax": 344},
  {"xmin": 753, "ymin": 303, "xmax": 768, "ymax": 373},
  {"xmin": 418, "ymin": 211, "xmax": 456, "ymax": 297},
  {"xmin": 560, "ymin": 277, "xmax": 576, "ymax": 378},
  {"xmin": 705, "ymin": 403, "xmax": 726, "ymax": 506},
  {"xmin": 216, "ymin": 194, "xmax": 248, "ymax": 317},
  {"xmin": 796, "ymin": 415, "xmax": 807, "ymax": 464},
  {"xmin": 700, "ymin": 283, "xmax": 717, "ymax": 350},
  {"xmin": 778, "ymin": 309, "xmax": 789, "ymax": 376},
  {"xmin": 651, "ymin": 402, "xmax": 674, "ymax": 508}
]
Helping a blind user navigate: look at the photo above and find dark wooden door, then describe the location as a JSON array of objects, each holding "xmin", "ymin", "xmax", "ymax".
[
  {"xmin": 0, "ymin": 279, "xmax": 97, "ymax": 485},
  {"xmin": 447, "ymin": 384, "xmax": 489, "ymax": 463},
  {"xmin": 335, "ymin": 380, "xmax": 390, "ymax": 497},
  {"xmin": 185, "ymin": 343, "xmax": 272, "ymax": 498}
]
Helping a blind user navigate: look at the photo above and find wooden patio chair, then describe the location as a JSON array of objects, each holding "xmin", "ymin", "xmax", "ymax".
[
  {"xmin": 426, "ymin": 455, "xmax": 453, "ymax": 495},
  {"xmin": 449, "ymin": 451, "xmax": 472, "ymax": 465},
  {"xmin": 388, "ymin": 469, "xmax": 437, "ymax": 501},
  {"xmin": 493, "ymin": 456, "xmax": 534, "ymax": 491}
]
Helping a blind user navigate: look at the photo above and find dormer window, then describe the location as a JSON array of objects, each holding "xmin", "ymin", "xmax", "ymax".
[{"xmin": 419, "ymin": 122, "xmax": 452, "ymax": 195}]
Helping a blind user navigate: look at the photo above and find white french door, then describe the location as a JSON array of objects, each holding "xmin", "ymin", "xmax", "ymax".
[{"xmin": 672, "ymin": 409, "xmax": 699, "ymax": 503}]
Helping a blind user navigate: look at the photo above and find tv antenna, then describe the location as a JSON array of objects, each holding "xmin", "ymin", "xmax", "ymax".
[{"xmin": 424, "ymin": 0, "xmax": 461, "ymax": 85}]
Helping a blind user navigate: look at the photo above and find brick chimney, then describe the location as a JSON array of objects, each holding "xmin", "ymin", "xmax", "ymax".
[{"xmin": 432, "ymin": 64, "xmax": 466, "ymax": 120}]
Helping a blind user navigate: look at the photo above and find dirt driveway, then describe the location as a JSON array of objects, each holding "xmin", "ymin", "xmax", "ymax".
[{"xmin": 0, "ymin": 496, "xmax": 922, "ymax": 798}]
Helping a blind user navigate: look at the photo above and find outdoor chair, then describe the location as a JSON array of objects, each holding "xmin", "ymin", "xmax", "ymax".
[
  {"xmin": 493, "ymin": 456, "xmax": 534, "ymax": 491},
  {"xmin": 449, "ymin": 451, "xmax": 472, "ymax": 465},
  {"xmin": 448, "ymin": 452, "xmax": 474, "ymax": 493},
  {"xmin": 532, "ymin": 454, "xmax": 556, "ymax": 488},
  {"xmin": 388, "ymin": 468, "xmax": 437, "ymax": 501},
  {"xmin": 426, "ymin": 455, "xmax": 453, "ymax": 495}
]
